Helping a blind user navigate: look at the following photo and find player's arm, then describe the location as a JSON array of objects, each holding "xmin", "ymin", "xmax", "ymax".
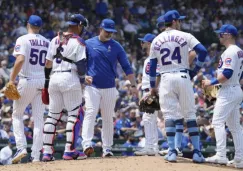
[
  {"xmin": 117, "ymin": 46, "xmax": 136, "ymax": 87},
  {"xmin": 10, "ymin": 55, "xmax": 25, "ymax": 83},
  {"xmin": 44, "ymin": 41, "xmax": 54, "ymax": 89},
  {"xmin": 188, "ymin": 50, "xmax": 196, "ymax": 65},
  {"xmin": 202, "ymin": 56, "xmax": 234, "ymax": 87}
]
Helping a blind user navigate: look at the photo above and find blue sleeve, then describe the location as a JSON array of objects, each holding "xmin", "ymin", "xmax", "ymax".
[
  {"xmin": 193, "ymin": 43, "xmax": 207, "ymax": 67},
  {"xmin": 222, "ymin": 68, "xmax": 233, "ymax": 79},
  {"xmin": 75, "ymin": 58, "xmax": 86, "ymax": 76},
  {"xmin": 149, "ymin": 58, "xmax": 157, "ymax": 88},
  {"xmin": 117, "ymin": 45, "xmax": 133, "ymax": 75}
]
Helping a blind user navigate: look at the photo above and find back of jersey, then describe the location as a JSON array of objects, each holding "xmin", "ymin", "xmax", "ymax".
[
  {"xmin": 46, "ymin": 33, "xmax": 86, "ymax": 72},
  {"xmin": 150, "ymin": 29, "xmax": 200, "ymax": 73},
  {"xmin": 13, "ymin": 34, "xmax": 50, "ymax": 79}
]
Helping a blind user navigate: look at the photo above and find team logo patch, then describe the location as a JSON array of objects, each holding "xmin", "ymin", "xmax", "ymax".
[
  {"xmin": 218, "ymin": 58, "xmax": 223, "ymax": 68},
  {"xmin": 14, "ymin": 45, "xmax": 21, "ymax": 52},
  {"xmin": 225, "ymin": 58, "xmax": 232, "ymax": 66}
]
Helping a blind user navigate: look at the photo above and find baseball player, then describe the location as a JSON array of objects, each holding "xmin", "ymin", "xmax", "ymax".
[
  {"xmin": 134, "ymin": 33, "xmax": 159, "ymax": 156},
  {"xmin": 9, "ymin": 15, "xmax": 50, "ymax": 164},
  {"xmin": 149, "ymin": 10, "xmax": 207, "ymax": 163},
  {"xmin": 156, "ymin": 14, "xmax": 197, "ymax": 157},
  {"xmin": 82, "ymin": 18, "xmax": 137, "ymax": 157},
  {"xmin": 203, "ymin": 24, "xmax": 243, "ymax": 168},
  {"xmin": 42, "ymin": 14, "xmax": 90, "ymax": 162}
]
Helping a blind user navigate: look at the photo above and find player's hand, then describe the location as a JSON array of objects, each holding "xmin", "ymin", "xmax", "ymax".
[
  {"xmin": 202, "ymin": 79, "xmax": 211, "ymax": 88},
  {"xmin": 85, "ymin": 76, "xmax": 93, "ymax": 85},
  {"xmin": 150, "ymin": 88, "xmax": 158, "ymax": 96}
]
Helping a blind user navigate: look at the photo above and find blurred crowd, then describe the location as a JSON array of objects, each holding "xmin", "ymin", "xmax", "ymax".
[{"xmin": 1, "ymin": 0, "xmax": 243, "ymax": 159}]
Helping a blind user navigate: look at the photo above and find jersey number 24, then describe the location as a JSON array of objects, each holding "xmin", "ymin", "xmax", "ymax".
[{"xmin": 160, "ymin": 47, "xmax": 181, "ymax": 65}]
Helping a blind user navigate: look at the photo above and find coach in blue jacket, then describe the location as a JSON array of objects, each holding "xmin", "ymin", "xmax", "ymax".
[{"xmin": 82, "ymin": 18, "xmax": 137, "ymax": 157}]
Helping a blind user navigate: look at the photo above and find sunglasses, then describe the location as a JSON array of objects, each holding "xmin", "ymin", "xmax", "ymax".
[{"xmin": 219, "ymin": 33, "xmax": 231, "ymax": 38}]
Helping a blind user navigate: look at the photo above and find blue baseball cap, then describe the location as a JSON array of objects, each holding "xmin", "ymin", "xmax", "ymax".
[
  {"xmin": 138, "ymin": 33, "xmax": 156, "ymax": 43},
  {"xmin": 214, "ymin": 24, "xmax": 238, "ymax": 36},
  {"xmin": 157, "ymin": 15, "xmax": 165, "ymax": 28},
  {"xmin": 100, "ymin": 19, "xmax": 117, "ymax": 33},
  {"xmin": 163, "ymin": 10, "xmax": 186, "ymax": 23},
  {"xmin": 28, "ymin": 15, "xmax": 42, "ymax": 27},
  {"xmin": 67, "ymin": 14, "xmax": 87, "ymax": 26}
]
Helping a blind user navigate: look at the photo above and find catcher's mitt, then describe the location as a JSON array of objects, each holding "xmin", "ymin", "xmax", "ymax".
[
  {"xmin": 202, "ymin": 85, "xmax": 219, "ymax": 101},
  {"xmin": 139, "ymin": 94, "xmax": 160, "ymax": 113},
  {"xmin": 4, "ymin": 82, "xmax": 21, "ymax": 100}
]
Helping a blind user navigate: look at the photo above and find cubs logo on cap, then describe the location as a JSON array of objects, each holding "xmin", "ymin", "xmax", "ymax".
[{"xmin": 100, "ymin": 19, "xmax": 117, "ymax": 33}]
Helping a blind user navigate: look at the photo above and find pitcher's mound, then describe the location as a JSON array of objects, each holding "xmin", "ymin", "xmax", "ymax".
[{"xmin": 1, "ymin": 156, "xmax": 237, "ymax": 171}]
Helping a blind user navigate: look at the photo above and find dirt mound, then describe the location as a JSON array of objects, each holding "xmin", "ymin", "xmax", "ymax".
[{"xmin": 1, "ymin": 156, "xmax": 237, "ymax": 171}]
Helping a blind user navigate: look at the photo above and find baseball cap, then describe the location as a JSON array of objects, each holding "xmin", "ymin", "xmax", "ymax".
[
  {"xmin": 67, "ymin": 14, "xmax": 87, "ymax": 26},
  {"xmin": 163, "ymin": 10, "xmax": 186, "ymax": 23},
  {"xmin": 28, "ymin": 15, "xmax": 42, "ymax": 27},
  {"xmin": 157, "ymin": 15, "xmax": 165, "ymax": 28},
  {"xmin": 214, "ymin": 24, "xmax": 238, "ymax": 36},
  {"xmin": 138, "ymin": 33, "xmax": 156, "ymax": 43},
  {"xmin": 100, "ymin": 19, "xmax": 117, "ymax": 33}
]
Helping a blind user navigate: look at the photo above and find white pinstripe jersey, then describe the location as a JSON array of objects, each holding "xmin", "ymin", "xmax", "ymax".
[
  {"xmin": 217, "ymin": 44, "xmax": 243, "ymax": 86},
  {"xmin": 150, "ymin": 29, "xmax": 200, "ymax": 73},
  {"xmin": 46, "ymin": 33, "xmax": 86, "ymax": 72},
  {"xmin": 142, "ymin": 58, "xmax": 160, "ymax": 90},
  {"xmin": 13, "ymin": 34, "xmax": 50, "ymax": 78}
]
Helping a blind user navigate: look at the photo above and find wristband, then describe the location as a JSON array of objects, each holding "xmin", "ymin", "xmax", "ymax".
[{"xmin": 210, "ymin": 78, "xmax": 219, "ymax": 85}]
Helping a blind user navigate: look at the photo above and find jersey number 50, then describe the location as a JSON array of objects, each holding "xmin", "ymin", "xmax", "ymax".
[
  {"xmin": 160, "ymin": 47, "xmax": 181, "ymax": 65},
  {"xmin": 29, "ymin": 48, "xmax": 47, "ymax": 66}
]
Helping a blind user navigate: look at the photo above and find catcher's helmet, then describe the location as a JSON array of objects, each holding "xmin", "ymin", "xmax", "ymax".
[{"xmin": 67, "ymin": 14, "xmax": 88, "ymax": 27}]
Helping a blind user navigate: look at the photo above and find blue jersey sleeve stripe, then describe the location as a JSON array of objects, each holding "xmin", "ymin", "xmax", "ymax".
[{"xmin": 222, "ymin": 68, "xmax": 233, "ymax": 79}]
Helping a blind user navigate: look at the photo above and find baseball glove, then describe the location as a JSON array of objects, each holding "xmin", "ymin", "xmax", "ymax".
[
  {"xmin": 139, "ymin": 94, "xmax": 160, "ymax": 113},
  {"xmin": 202, "ymin": 85, "xmax": 219, "ymax": 101},
  {"xmin": 4, "ymin": 82, "xmax": 21, "ymax": 100}
]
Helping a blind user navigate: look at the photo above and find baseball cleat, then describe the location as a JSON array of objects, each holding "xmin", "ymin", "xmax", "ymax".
[
  {"xmin": 63, "ymin": 151, "xmax": 87, "ymax": 160},
  {"xmin": 164, "ymin": 149, "xmax": 177, "ymax": 162},
  {"xmin": 42, "ymin": 153, "xmax": 55, "ymax": 162},
  {"xmin": 29, "ymin": 156, "xmax": 40, "ymax": 162},
  {"xmin": 12, "ymin": 148, "xmax": 27, "ymax": 164},
  {"xmin": 159, "ymin": 148, "xmax": 183, "ymax": 157},
  {"xmin": 192, "ymin": 149, "xmax": 205, "ymax": 163},
  {"xmin": 234, "ymin": 159, "xmax": 243, "ymax": 169},
  {"xmin": 102, "ymin": 149, "xmax": 114, "ymax": 157},
  {"xmin": 84, "ymin": 146, "xmax": 94, "ymax": 157},
  {"xmin": 134, "ymin": 148, "xmax": 157, "ymax": 156},
  {"xmin": 205, "ymin": 154, "xmax": 228, "ymax": 165}
]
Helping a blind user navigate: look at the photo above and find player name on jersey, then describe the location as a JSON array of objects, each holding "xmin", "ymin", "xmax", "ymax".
[
  {"xmin": 29, "ymin": 39, "xmax": 49, "ymax": 48},
  {"xmin": 154, "ymin": 35, "xmax": 187, "ymax": 50}
]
